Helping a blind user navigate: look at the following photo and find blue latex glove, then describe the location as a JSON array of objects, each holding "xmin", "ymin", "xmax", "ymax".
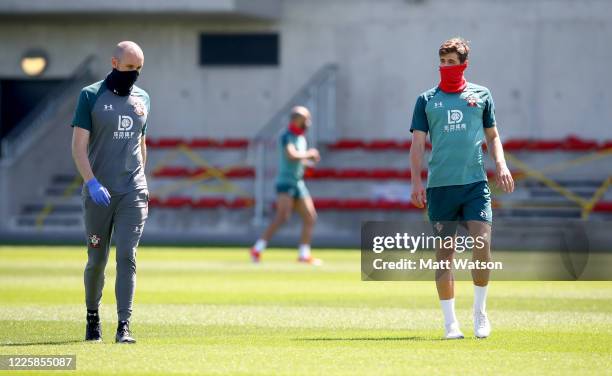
[{"xmin": 86, "ymin": 178, "xmax": 111, "ymax": 207}]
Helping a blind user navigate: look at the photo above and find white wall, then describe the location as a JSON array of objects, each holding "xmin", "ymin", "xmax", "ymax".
[{"xmin": 0, "ymin": 0, "xmax": 610, "ymax": 140}]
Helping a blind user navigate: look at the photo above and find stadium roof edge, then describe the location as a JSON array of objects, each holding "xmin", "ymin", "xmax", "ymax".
[{"xmin": 0, "ymin": 0, "xmax": 281, "ymax": 20}]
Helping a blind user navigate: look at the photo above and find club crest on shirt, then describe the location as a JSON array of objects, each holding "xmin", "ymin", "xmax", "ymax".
[
  {"xmin": 132, "ymin": 99, "xmax": 147, "ymax": 116},
  {"xmin": 466, "ymin": 95, "xmax": 479, "ymax": 107},
  {"xmin": 88, "ymin": 234, "xmax": 101, "ymax": 248}
]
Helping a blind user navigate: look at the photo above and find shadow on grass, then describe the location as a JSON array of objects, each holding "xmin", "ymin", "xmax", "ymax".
[
  {"xmin": 295, "ymin": 336, "xmax": 444, "ymax": 342},
  {"xmin": 1, "ymin": 339, "xmax": 84, "ymax": 347}
]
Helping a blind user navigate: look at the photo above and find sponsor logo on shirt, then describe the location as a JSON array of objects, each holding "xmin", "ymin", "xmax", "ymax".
[
  {"xmin": 444, "ymin": 110, "xmax": 466, "ymax": 133},
  {"xmin": 114, "ymin": 115, "xmax": 136, "ymax": 140}
]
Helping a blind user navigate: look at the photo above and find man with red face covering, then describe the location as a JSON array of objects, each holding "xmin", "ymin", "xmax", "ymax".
[
  {"xmin": 409, "ymin": 38, "xmax": 514, "ymax": 339},
  {"xmin": 250, "ymin": 106, "xmax": 322, "ymax": 265}
]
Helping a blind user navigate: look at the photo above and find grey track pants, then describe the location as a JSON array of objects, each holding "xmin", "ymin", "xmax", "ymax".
[{"xmin": 83, "ymin": 189, "xmax": 148, "ymax": 322}]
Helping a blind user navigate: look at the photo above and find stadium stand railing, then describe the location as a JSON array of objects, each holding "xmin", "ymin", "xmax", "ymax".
[
  {"xmin": 0, "ymin": 56, "xmax": 97, "ymax": 231},
  {"xmin": 0, "ymin": 56, "xmax": 96, "ymax": 162}
]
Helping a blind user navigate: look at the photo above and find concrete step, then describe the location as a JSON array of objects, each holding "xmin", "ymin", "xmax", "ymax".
[
  {"xmin": 21, "ymin": 203, "xmax": 81, "ymax": 215},
  {"xmin": 15, "ymin": 216, "xmax": 82, "ymax": 227}
]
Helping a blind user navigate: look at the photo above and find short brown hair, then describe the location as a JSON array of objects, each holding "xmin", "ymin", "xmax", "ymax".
[{"xmin": 439, "ymin": 37, "xmax": 470, "ymax": 63}]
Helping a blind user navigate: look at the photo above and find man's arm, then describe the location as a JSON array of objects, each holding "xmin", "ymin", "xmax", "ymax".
[
  {"xmin": 71, "ymin": 127, "xmax": 95, "ymax": 182},
  {"xmin": 72, "ymin": 126, "xmax": 111, "ymax": 206},
  {"xmin": 286, "ymin": 144, "xmax": 320, "ymax": 163},
  {"xmin": 410, "ymin": 130, "xmax": 427, "ymax": 208},
  {"xmin": 484, "ymin": 126, "xmax": 514, "ymax": 193},
  {"xmin": 141, "ymin": 135, "xmax": 147, "ymax": 169}
]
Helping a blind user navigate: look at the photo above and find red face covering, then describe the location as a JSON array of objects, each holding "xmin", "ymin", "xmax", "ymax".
[
  {"xmin": 288, "ymin": 122, "xmax": 305, "ymax": 136},
  {"xmin": 439, "ymin": 63, "xmax": 468, "ymax": 93}
]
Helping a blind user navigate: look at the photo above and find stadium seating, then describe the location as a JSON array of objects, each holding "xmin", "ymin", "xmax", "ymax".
[
  {"xmin": 142, "ymin": 135, "xmax": 612, "ymax": 223},
  {"xmin": 22, "ymin": 136, "xmax": 610, "ymax": 233},
  {"xmin": 146, "ymin": 138, "xmax": 250, "ymax": 149}
]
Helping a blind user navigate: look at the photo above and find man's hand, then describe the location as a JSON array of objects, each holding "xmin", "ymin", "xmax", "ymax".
[
  {"xmin": 411, "ymin": 181, "xmax": 427, "ymax": 208},
  {"xmin": 495, "ymin": 163, "xmax": 514, "ymax": 193},
  {"xmin": 86, "ymin": 178, "xmax": 111, "ymax": 207},
  {"xmin": 307, "ymin": 148, "xmax": 321, "ymax": 163}
]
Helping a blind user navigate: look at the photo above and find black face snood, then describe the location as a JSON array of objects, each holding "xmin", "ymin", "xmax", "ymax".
[{"xmin": 105, "ymin": 68, "xmax": 139, "ymax": 96}]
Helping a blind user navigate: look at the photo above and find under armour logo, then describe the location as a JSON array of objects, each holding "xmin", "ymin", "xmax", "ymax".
[
  {"xmin": 434, "ymin": 102, "xmax": 444, "ymax": 109},
  {"xmin": 104, "ymin": 104, "xmax": 114, "ymax": 111}
]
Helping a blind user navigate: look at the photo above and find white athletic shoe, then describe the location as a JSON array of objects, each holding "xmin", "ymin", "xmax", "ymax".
[
  {"xmin": 474, "ymin": 311, "xmax": 491, "ymax": 338},
  {"xmin": 444, "ymin": 322, "xmax": 464, "ymax": 340}
]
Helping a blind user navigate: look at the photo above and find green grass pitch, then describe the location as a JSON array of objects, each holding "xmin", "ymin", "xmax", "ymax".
[{"xmin": 0, "ymin": 245, "xmax": 611, "ymax": 375}]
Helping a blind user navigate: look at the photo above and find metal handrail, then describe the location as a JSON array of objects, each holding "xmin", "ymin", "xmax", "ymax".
[
  {"xmin": 1, "ymin": 55, "xmax": 97, "ymax": 163},
  {"xmin": 250, "ymin": 63, "xmax": 338, "ymax": 226},
  {"xmin": 253, "ymin": 64, "xmax": 338, "ymax": 141}
]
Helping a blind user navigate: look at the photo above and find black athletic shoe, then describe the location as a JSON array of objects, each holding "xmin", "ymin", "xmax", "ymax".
[
  {"xmin": 115, "ymin": 321, "xmax": 136, "ymax": 344},
  {"xmin": 85, "ymin": 312, "xmax": 102, "ymax": 342}
]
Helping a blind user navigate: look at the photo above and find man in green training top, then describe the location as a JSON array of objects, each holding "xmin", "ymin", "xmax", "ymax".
[
  {"xmin": 410, "ymin": 37, "xmax": 514, "ymax": 339},
  {"xmin": 250, "ymin": 106, "xmax": 322, "ymax": 265},
  {"xmin": 71, "ymin": 41, "xmax": 150, "ymax": 344}
]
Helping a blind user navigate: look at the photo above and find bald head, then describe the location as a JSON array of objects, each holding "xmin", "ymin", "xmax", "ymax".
[
  {"xmin": 111, "ymin": 41, "xmax": 144, "ymax": 72},
  {"xmin": 290, "ymin": 106, "xmax": 312, "ymax": 127}
]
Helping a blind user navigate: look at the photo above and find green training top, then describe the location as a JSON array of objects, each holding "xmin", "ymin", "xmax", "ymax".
[
  {"xmin": 276, "ymin": 129, "xmax": 307, "ymax": 185},
  {"xmin": 71, "ymin": 80, "xmax": 150, "ymax": 195},
  {"xmin": 410, "ymin": 82, "xmax": 496, "ymax": 188}
]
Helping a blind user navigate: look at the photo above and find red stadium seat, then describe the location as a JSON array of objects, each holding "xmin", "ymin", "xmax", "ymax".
[
  {"xmin": 312, "ymin": 198, "xmax": 340, "ymax": 210},
  {"xmin": 227, "ymin": 197, "xmax": 254, "ymax": 209},
  {"xmin": 225, "ymin": 167, "xmax": 255, "ymax": 178},
  {"xmin": 146, "ymin": 138, "xmax": 249, "ymax": 149},
  {"xmin": 312, "ymin": 199, "xmax": 421, "ymax": 211},
  {"xmin": 189, "ymin": 139, "xmax": 220, "ymax": 148},
  {"xmin": 593, "ymin": 202, "xmax": 612, "ymax": 212},
  {"xmin": 305, "ymin": 168, "xmax": 338, "ymax": 179},
  {"xmin": 150, "ymin": 196, "xmax": 254, "ymax": 209},
  {"xmin": 148, "ymin": 197, "xmax": 162, "ymax": 207},
  {"xmin": 328, "ymin": 139, "xmax": 367, "ymax": 150},
  {"xmin": 152, "ymin": 167, "xmax": 512, "ymax": 182},
  {"xmin": 561, "ymin": 136, "xmax": 598, "ymax": 151},
  {"xmin": 162, "ymin": 197, "xmax": 192, "ymax": 208},
  {"xmin": 600, "ymin": 141, "xmax": 612, "ymax": 150},
  {"xmin": 503, "ymin": 139, "xmax": 530, "ymax": 151},
  {"xmin": 191, "ymin": 197, "xmax": 225, "ymax": 209},
  {"xmin": 151, "ymin": 166, "xmax": 254, "ymax": 179},
  {"xmin": 526, "ymin": 140, "xmax": 563, "ymax": 151},
  {"xmin": 221, "ymin": 139, "xmax": 249, "ymax": 148},
  {"xmin": 399, "ymin": 140, "xmax": 412, "ymax": 150},
  {"xmin": 396, "ymin": 201, "xmax": 418, "ymax": 210},
  {"xmin": 155, "ymin": 138, "xmax": 185, "ymax": 148},
  {"xmin": 190, "ymin": 167, "xmax": 207, "ymax": 177},
  {"xmin": 153, "ymin": 167, "xmax": 190, "ymax": 178}
]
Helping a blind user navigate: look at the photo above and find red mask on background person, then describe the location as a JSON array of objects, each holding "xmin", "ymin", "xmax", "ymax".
[
  {"xmin": 288, "ymin": 122, "xmax": 306, "ymax": 136},
  {"xmin": 438, "ymin": 63, "xmax": 468, "ymax": 93}
]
